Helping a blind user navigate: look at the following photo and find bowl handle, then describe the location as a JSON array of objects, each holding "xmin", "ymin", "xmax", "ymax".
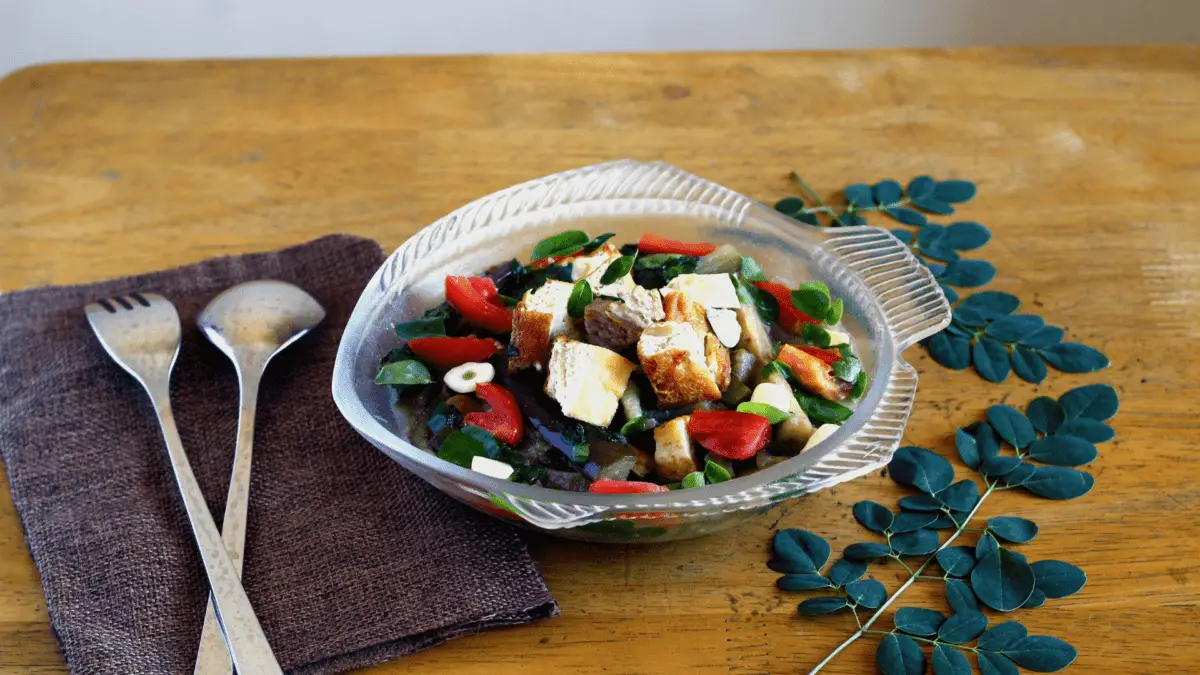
[
  {"xmin": 492, "ymin": 492, "xmax": 615, "ymax": 530},
  {"xmin": 816, "ymin": 227, "xmax": 952, "ymax": 350}
]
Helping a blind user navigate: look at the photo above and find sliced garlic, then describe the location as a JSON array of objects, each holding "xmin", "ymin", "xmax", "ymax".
[
  {"xmin": 706, "ymin": 307, "xmax": 743, "ymax": 348},
  {"xmin": 471, "ymin": 455, "xmax": 515, "ymax": 480},
  {"xmin": 750, "ymin": 382, "xmax": 794, "ymax": 412},
  {"xmin": 803, "ymin": 423, "xmax": 841, "ymax": 451},
  {"xmin": 825, "ymin": 328, "xmax": 851, "ymax": 346},
  {"xmin": 444, "ymin": 361, "xmax": 495, "ymax": 393}
]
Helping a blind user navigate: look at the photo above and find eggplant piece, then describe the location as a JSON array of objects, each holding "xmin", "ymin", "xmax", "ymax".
[
  {"xmin": 540, "ymin": 469, "xmax": 592, "ymax": 492},
  {"xmin": 619, "ymin": 380, "xmax": 644, "ymax": 421},
  {"xmin": 582, "ymin": 439, "xmax": 655, "ymax": 481},
  {"xmin": 721, "ymin": 378, "xmax": 752, "ymax": 407},
  {"xmin": 766, "ymin": 372, "xmax": 816, "ymax": 452},
  {"xmin": 731, "ymin": 348, "xmax": 757, "ymax": 383},
  {"xmin": 694, "ymin": 244, "xmax": 743, "ymax": 275},
  {"xmin": 737, "ymin": 302, "xmax": 775, "ymax": 375}
]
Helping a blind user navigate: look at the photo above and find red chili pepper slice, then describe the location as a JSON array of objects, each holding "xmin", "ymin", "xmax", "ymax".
[
  {"xmin": 464, "ymin": 382, "xmax": 524, "ymax": 445},
  {"xmin": 407, "ymin": 336, "xmax": 499, "ymax": 368},
  {"xmin": 588, "ymin": 478, "xmax": 671, "ymax": 494},
  {"xmin": 637, "ymin": 233, "xmax": 717, "ymax": 257},
  {"xmin": 445, "ymin": 276, "xmax": 512, "ymax": 333},
  {"xmin": 798, "ymin": 345, "xmax": 842, "ymax": 365},
  {"xmin": 750, "ymin": 281, "xmax": 821, "ymax": 334},
  {"xmin": 687, "ymin": 410, "xmax": 771, "ymax": 460}
]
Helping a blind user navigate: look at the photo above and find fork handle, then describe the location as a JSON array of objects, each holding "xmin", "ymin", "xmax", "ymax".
[
  {"xmin": 194, "ymin": 369, "xmax": 261, "ymax": 675},
  {"xmin": 149, "ymin": 389, "xmax": 283, "ymax": 675}
]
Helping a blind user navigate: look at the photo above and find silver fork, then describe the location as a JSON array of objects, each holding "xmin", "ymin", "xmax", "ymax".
[{"xmin": 85, "ymin": 292, "xmax": 283, "ymax": 675}]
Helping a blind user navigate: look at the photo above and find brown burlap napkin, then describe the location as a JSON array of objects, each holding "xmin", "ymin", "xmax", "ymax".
[{"xmin": 0, "ymin": 234, "xmax": 558, "ymax": 675}]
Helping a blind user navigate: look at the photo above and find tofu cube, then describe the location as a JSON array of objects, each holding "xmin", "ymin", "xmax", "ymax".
[
  {"xmin": 544, "ymin": 337, "xmax": 637, "ymax": 426},
  {"xmin": 664, "ymin": 273, "xmax": 741, "ymax": 309},
  {"xmin": 653, "ymin": 416, "xmax": 698, "ymax": 481},
  {"xmin": 637, "ymin": 321, "xmax": 721, "ymax": 408},
  {"xmin": 509, "ymin": 279, "xmax": 576, "ymax": 371}
]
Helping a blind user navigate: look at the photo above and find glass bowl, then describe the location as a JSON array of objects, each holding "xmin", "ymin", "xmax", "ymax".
[{"xmin": 332, "ymin": 160, "xmax": 950, "ymax": 542}]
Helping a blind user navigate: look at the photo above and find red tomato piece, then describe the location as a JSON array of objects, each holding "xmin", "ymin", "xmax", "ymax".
[
  {"xmin": 637, "ymin": 233, "xmax": 717, "ymax": 257},
  {"xmin": 445, "ymin": 276, "xmax": 513, "ymax": 333},
  {"xmin": 687, "ymin": 410, "xmax": 771, "ymax": 460},
  {"xmin": 798, "ymin": 345, "xmax": 842, "ymax": 365},
  {"xmin": 407, "ymin": 336, "xmax": 499, "ymax": 368},
  {"xmin": 464, "ymin": 382, "xmax": 524, "ymax": 445},
  {"xmin": 750, "ymin": 281, "xmax": 821, "ymax": 334},
  {"xmin": 588, "ymin": 478, "xmax": 671, "ymax": 494}
]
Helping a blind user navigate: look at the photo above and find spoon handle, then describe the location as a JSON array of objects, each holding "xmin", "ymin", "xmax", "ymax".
[{"xmin": 194, "ymin": 369, "xmax": 262, "ymax": 675}]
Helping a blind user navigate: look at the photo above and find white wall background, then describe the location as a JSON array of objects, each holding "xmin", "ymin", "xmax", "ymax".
[{"xmin": 2, "ymin": 0, "xmax": 1198, "ymax": 78}]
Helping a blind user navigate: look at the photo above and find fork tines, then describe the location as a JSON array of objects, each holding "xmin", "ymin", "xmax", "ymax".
[{"xmin": 95, "ymin": 292, "xmax": 153, "ymax": 313}]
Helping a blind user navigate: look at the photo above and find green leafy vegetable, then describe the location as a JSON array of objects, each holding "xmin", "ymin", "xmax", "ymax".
[
  {"xmin": 619, "ymin": 415, "xmax": 657, "ymax": 435},
  {"xmin": 393, "ymin": 317, "xmax": 447, "ymax": 340},
  {"xmin": 680, "ymin": 471, "xmax": 705, "ymax": 489},
  {"xmin": 801, "ymin": 322, "xmax": 832, "ymax": 348},
  {"xmin": 375, "ymin": 360, "xmax": 433, "ymax": 386},
  {"xmin": 599, "ymin": 253, "xmax": 636, "ymax": 284},
  {"xmin": 760, "ymin": 359, "xmax": 793, "ymax": 381},
  {"xmin": 736, "ymin": 401, "xmax": 791, "ymax": 424},
  {"xmin": 791, "ymin": 281, "xmax": 831, "ymax": 319},
  {"xmin": 531, "ymin": 230, "xmax": 590, "ymax": 261},
  {"xmin": 567, "ymin": 279, "xmax": 593, "ymax": 318},
  {"xmin": 704, "ymin": 459, "xmax": 733, "ymax": 484},
  {"xmin": 739, "ymin": 255, "xmax": 766, "ymax": 281},
  {"xmin": 581, "ymin": 232, "xmax": 616, "ymax": 254},
  {"xmin": 794, "ymin": 391, "xmax": 853, "ymax": 425}
]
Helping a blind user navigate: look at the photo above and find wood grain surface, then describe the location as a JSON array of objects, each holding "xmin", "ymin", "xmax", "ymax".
[{"xmin": 2, "ymin": 46, "xmax": 1198, "ymax": 674}]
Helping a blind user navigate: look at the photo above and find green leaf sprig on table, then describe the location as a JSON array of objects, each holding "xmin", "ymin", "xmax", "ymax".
[
  {"xmin": 773, "ymin": 173, "xmax": 1109, "ymax": 384},
  {"xmin": 769, "ymin": 383, "xmax": 1117, "ymax": 674}
]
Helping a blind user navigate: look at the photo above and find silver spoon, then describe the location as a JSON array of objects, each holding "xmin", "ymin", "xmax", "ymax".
[{"xmin": 194, "ymin": 280, "xmax": 326, "ymax": 675}]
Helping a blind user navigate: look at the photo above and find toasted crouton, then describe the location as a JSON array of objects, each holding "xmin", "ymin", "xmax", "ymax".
[
  {"xmin": 637, "ymin": 322, "xmax": 722, "ymax": 407},
  {"xmin": 664, "ymin": 273, "xmax": 741, "ymax": 309},
  {"xmin": 544, "ymin": 337, "xmax": 636, "ymax": 426},
  {"xmin": 570, "ymin": 244, "xmax": 621, "ymax": 280},
  {"xmin": 705, "ymin": 334, "xmax": 732, "ymax": 392},
  {"xmin": 583, "ymin": 285, "xmax": 665, "ymax": 350},
  {"xmin": 661, "ymin": 290, "xmax": 709, "ymax": 337},
  {"xmin": 779, "ymin": 344, "xmax": 852, "ymax": 401},
  {"xmin": 653, "ymin": 415, "xmax": 698, "ymax": 481},
  {"xmin": 509, "ymin": 280, "xmax": 576, "ymax": 371}
]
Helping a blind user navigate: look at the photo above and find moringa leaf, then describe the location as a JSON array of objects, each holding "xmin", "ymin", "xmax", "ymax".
[
  {"xmin": 928, "ymin": 332, "xmax": 973, "ymax": 370},
  {"xmin": 923, "ymin": 243, "xmax": 962, "ymax": 263},
  {"xmin": 1058, "ymin": 383, "xmax": 1119, "ymax": 421},
  {"xmin": 937, "ymin": 546, "xmax": 978, "ymax": 577},
  {"xmin": 917, "ymin": 223, "xmax": 946, "ymax": 247},
  {"xmin": 906, "ymin": 176, "xmax": 936, "ymax": 200},
  {"xmin": 945, "ymin": 578, "xmax": 981, "ymax": 614},
  {"xmin": 1030, "ymin": 560, "xmax": 1087, "ymax": 599},
  {"xmin": 736, "ymin": 401, "xmax": 792, "ymax": 424},
  {"xmin": 393, "ymin": 317, "xmax": 447, "ymax": 340},
  {"xmin": 940, "ymin": 259, "xmax": 997, "ymax": 287},
  {"xmin": 986, "ymin": 314, "xmax": 1046, "ymax": 342},
  {"xmin": 1054, "ymin": 419, "xmax": 1115, "ymax": 443},
  {"xmin": 939, "ymin": 283, "xmax": 960, "ymax": 304},
  {"xmin": 930, "ymin": 510, "xmax": 970, "ymax": 529},
  {"xmin": 988, "ymin": 517, "xmax": 1039, "ymax": 544},
  {"xmin": 773, "ymin": 529, "xmax": 831, "ymax": 573},
  {"xmin": 853, "ymin": 501, "xmax": 894, "ymax": 533},
  {"xmin": 1025, "ymin": 396, "xmax": 1066, "ymax": 434},
  {"xmin": 932, "ymin": 644, "xmax": 973, "ymax": 675},
  {"xmin": 1019, "ymin": 325, "xmax": 1065, "ymax": 350},
  {"xmin": 580, "ymin": 232, "xmax": 616, "ymax": 254},
  {"xmin": 972, "ymin": 549, "xmax": 1036, "ymax": 612},
  {"xmin": 973, "ymin": 338, "xmax": 1011, "ymax": 382},
  {"xmin": 844, "ymin": 542, "xmax": 892, "ymax": 560},
  {"xmin": 828, "ymin": 557, "xmax": 868, "ymax": 586},
  {"xmin": 891, "ymin": 529, "xmax": 941, "ymax": 556},
  {"xmin": 894, "ymin": 607, "xmax": 947, "ymax": 636},
  {"xmin": 777, "ymin": 573, "xmax": 834, "ymax": 591},
  {"xmin": 876, "ymin": 633, "xmax": 925, "ymax": 675},
  {"xmin": 889, "ymin": 446, "xmax": 955, "ymax": 494},
  {"xmin": 887, "ymin": 207, "xmax": 928, "ymax": 226},
  {"xmin": 845, "ymin": 184, "xmax": 875, "ymax": 208},
  {"xmin": 1022, "ymin": 588, "xmax": 1047, "ymax": 608},
  {"xmin": 801, "ymin": 322, "xmax": 832, "ymax": 348},
  {"xmin": 1001, "ymin": 462, "xmax": 1038, "ymax": 487},
  {"xmin": 979, "ymin": 621, "xmax": 1029, "ymax": 651},
  {"xmin": 958, "ymin": 291, "xmax": 1020, "ymax": 320},
  {"xmin": 680, "ymin": 471, "xmax": 706, "ymax": 489},
  {"xmin": 739, "ymin": 255, "xmax": 766, "ymax": 281},
  {"xmin": 791, "ymin": 281, "xmax": 831, "ymax": 319},
  {"xmin": 1027, "ymin": 435, "xmax": 1099, "ymax": 466},
  {"xmin": 987, "ymin": 405, "xmax": 1037, "ymax": 449},
  {"xmin": 795, "ymin": 392, "xmax": 854, "ymax": 425},
  {"xmin": 1011, "ymin": 347, "xmax": 1048, "ymax": 383},
  {"xmin": 1042, "ymin": 342, "xmax": 1110, "ymax": 373},
  {"xmin": 943, "ymin": 221, "xmax": 991, "ymax": 250},
  {"xmin": 845, "ymin": 579, "xmax": 887, "ymax": 608},
  {"xmin": 953, "ymin": 305, "xmax": 988, "ymax": 327},
  {"xmin": 890, "ymin": 511, "xmax": 939, "ymax": 534},
  {"xmin": 939, "ymin": 480, "xmax": 981, "ymax": 512},
  {"xmin": 1001, "ymin": 635, "xmax": 1078, "ymax": 672},
  {"xmin": 1022, "ymin": 467, "xmax": 1095, "ymax": 500},
  {"xmin": 980, "ymin": 454, "xmax": 1022, "ymax": 478},
  {"xmin": 976, "ymin": 532, "xmax": 1000, "ymax": 560},
  {"xmin": 599, "ymin": 254, "xmax": 636, "ymax": 285},
  {"xmin": 874, "ymin": 180, "xmax": 903, "ymax": 204},
  {"xmin": 938, "ymin": 611, "xmax": 989, "ymax": 643},
  {"xmin": 934, "ymin": 180, "xmax": 978, "ymax": 203},
  {"xmin": 891, "ymin": 228, "xmax": 914, "ymax": 245},
  {"xmin": 972, "ymin": 422, "xmax": 1001, "ymax": 458},
  {"xmin": 532, "ymin": 230, "xmax": 590, "ymax": 260},
  {"xmin": 705, "ymin": 459, "xmax": 733, "ymax": 484},
  {"xmin": 796, "ymin": 596, "xmax": 850, "ymax": 615},
  {"xmin": 768, "ymin": 556, "xmax": 820, "ymax": 575},
  {"xmin": 954, "ymin": 428, "xmax": 981, "ymax": 469},
  {"xmin": 375, "ymin": 360, "xmax": 433, "ymax": 386},
  {"xmin": 978, "ymin": 652, "xmax": 1020, "ymax": 675},
  {"xmin": 774, "ymin": 197, "xmax": 805, "ymax": 215},
  {"xmin": 913, "ymin": 195, "xmax": 956, "ymax": 215},
  {"xmin": 900, "ymin": 494, "xmax": 945, "ymax": 512}
]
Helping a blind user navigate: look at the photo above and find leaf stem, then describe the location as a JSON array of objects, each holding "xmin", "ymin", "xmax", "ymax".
[
  {"xmin": 806, "ymin": 481, "xmax": 998, "ymax": 675},
  {"xmin": 789, "ymin": 172, "xmax": 848, "ymax": 227},
  {"xmin": 861, "ymin": 630, "xmax": 980, "ymax": 653}
]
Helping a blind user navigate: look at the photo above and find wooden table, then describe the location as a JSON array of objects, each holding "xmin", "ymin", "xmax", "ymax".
[{"xmin": 2, "ymin": 46, "xmax": 1198, "ymax": 674}]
